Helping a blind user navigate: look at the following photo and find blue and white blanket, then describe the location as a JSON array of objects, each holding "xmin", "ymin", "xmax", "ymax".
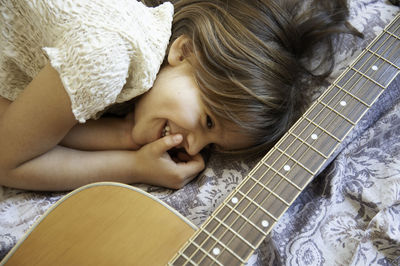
[{"xmin": 1, "ymin": 0, "xmax": 399, "ymax": 265}]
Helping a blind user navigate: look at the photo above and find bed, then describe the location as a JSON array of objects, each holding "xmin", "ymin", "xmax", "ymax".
[{"xmin": 1, "ymin": 0, "xmax": 399, "ymax": 265}]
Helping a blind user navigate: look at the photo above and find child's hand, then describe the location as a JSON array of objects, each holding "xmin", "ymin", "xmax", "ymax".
[{"xmin": 132, "ymin": 134, "xmax": 205, "ymax": 189}]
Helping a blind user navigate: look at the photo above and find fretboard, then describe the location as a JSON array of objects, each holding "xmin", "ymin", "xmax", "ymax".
[{"xmin": 170, "ymin": 13, "xmax": 400, "ymax": 266}]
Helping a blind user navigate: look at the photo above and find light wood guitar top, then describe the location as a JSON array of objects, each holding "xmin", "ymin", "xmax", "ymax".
[{"xmin": 1, "ymin": 182, "xmax": 196, "ymax": 266}]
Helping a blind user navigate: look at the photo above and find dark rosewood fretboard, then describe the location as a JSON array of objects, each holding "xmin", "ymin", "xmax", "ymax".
[{"xmin": 170, "ymin": 13, "xmax": 400, "ymax": 266}]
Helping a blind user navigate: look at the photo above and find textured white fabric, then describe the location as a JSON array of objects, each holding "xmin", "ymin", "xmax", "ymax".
[{"xmin": 0, "ymin": 0, "xmax": 173, "ymax": 122}]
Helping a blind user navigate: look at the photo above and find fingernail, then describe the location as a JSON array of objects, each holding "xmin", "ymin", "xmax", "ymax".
[{"xmin": 173, "ymin": 134, "xmax": 183, "ymax": 143}]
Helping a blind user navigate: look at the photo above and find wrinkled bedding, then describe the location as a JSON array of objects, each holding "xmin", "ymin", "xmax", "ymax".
[{"xmin": 1, "ymin": 0, "xmax": 399, "ymax": 265}]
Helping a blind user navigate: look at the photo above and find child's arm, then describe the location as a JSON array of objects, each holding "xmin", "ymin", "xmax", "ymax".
[
  {"xmin": 1, "ymin": 134, "xmax": 204, "ymax": 191},
  {"xmin": 0, "ymin": 96, "xmax": 139, "ymax": 151},
  {"xmin": 59, "ymin": 114, "xmax": 140, "ymax": 151}
]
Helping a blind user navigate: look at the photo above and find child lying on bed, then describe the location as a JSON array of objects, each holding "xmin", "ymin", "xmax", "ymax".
[{"xmin": 0, "ymin": 0, "xmax": 360, "ymax": 191}]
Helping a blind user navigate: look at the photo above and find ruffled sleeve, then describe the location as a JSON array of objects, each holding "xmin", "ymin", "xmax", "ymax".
[
  {"xmin": 44, "ymin": 23, "xmax": 130, "ymax": 123},
  {"xmin": 43, "ymin": 1, "xmax": 173, "ymax": 123}
]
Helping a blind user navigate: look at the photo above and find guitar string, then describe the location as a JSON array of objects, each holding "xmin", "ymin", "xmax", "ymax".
[
  {"xmin": 195, "ymin": 37, "xmax": 400, "ymax": 266},
  {"xmin": 189, "ymin": 18, "xmax": 400, "ymax": 265},
  {"xmin": 195, "ymin": 18, "xmax": 400, "ymax": 264},
  {"xmin": 171, "ymin": 14, "xmax": 400, "ymax": 266},
  {"xmin": 178, "ymin": 16, "xmax": 400, "ymax": 266}
]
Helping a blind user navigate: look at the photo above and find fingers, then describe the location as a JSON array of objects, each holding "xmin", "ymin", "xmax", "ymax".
[
  {"xmin": 150, "ymin": 134, "xmax": 183, "ymax": 156},
  {"xmin": 164, "ymin": 152, "xmax": 205, "ymax": 189},
  {"xmin": 176, "ymin": 153, "xmax": 205, "ymax": 178},
  {"xmin": 140, "ymin": 134, "xmax": 206, "ymax": 189}
]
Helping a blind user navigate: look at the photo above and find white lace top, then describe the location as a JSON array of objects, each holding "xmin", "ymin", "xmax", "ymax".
[{"xmin": 0, "ymin": 0, "xmax": 173, "ymax": 122}]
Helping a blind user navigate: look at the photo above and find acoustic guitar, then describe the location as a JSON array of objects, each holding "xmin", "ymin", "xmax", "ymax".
[{"xmin": 2, "ymin": 12, "xmax": 400, "ymax": 266}]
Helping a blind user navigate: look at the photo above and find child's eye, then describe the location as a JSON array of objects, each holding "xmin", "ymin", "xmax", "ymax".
[{"xmin": 206, "ymin": 115, "xmax": 214, "ymax": 129}]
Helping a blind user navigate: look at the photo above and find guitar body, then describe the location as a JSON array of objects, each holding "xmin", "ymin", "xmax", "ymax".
[
  {"xmin": 1, "ymin": 183, "xmax": 196, "ymax": 266},
  {"xmin": 1, "ymin": 13, "xmax": 399, "ymax": 266}
]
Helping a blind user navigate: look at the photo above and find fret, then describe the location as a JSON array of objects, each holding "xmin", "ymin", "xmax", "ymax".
[
  {"xmin": 256, "ymin": 153, "xmax": 311, "ymax": 189},
  {"xmin": 320, "ymin": 85, "xmax": 369, "ymax": 124},
  {"xmin": 190, "ymin": 239, "xmax": 226, "ymax": 266},
  {"xmin": 182, "ymin": 243, "xmax": 208, "ymax": 264},
  {"xmin": 250, "ymin": 167, "xmax": 302, "ymax": 206},
  {"xmin": 244, "ymin": 174, "xmax": 290, "ymax": 218},
  {"xmin": 266, "ymin": 159, "xmax": 314, "ymax": 189},
  {"xmin": 223, "ymin": 192, "xmax": 280, "ymax": 249},
  {"xmin": 232, "ymin": 181, "xmax": 285, "ymax": 222},
  {"xmin": 334, "ymin": 84, "xmax": 371, "ymax": 108},
  {"xmin": 272, "ymin": 145, "xmax": 318, "ymax": 175},
  {"xmin": 253, "ymin": 160, "xmax": 303, "ymax": 190},
  {"xmin": 196, "ymin": 243, "xmax": 244, "ymax": 266},
  {"xmin": 203, "ymin": 212, "xmax": 256, "ymax": 252},
  {"xmin": 306, "ymin": 103, "xmax": 353, "ymax": 141},
  {"xmin": 303, "ymin": 117, "xmax": 341, "ymax": 141},
  {"xmin": 216, "ymin": 203, "xmax": 266, "ymax": 242},
  {"xmin": 211, "ymin": 207, "xmax": 260, "ymax": 261},
  {"xmin": 227, "ymin": 197, "xmax": 275, "ymax": 239},
  {"xmin": 349, "ymin": 66, "xmax": 385, "ymax": 88},
  {"xmin": 180, "ymin": 253, "xmax": 197, "ymax": 266},
  {"xmin": 226, "ymin": 189, "xmax": 278, "ymax": 225},
  {"xmin": 384, "ymin": 29, "xmax": 400, "ymax": 41},
  {"xmin": 170, "ymin": 254, "xmax": 196, "ymax": 266},
  {"xmin": 192, "ymin": 231, "xmax": 208, "ymax": 247},
  {"xmin": 182, "ymin": 242, "xmax": 221, "ymax": 266},
  {"xmin": 212, "ymin": 216, "xmax": 257, "ymax": 250},
  {"xmin": 287, "ymin": 132, "xmax": 329, "ymax": 159},
  {"xmin": 265, "ymin": 148, "xmax": 314, "ymax": 175},
  {"xmin": 202, "ymin": 223, "xmax": 249, "ymax": 262},
  {"xmin": 225, "ymin": 202, "xmax": 268, "ymax": 237},
  {"xmin": 372, "ymin": 28, "xmax": 400, "ymax": 68},
  {"xmin": 263, "ymin": 151, "xmax": 309, "ymax": 187},
  {"xmin": 224, "ymin": 196, "xmax": 277, "ymax": 250},
  {"xmin": 237, "ymin": 186, "xmax": 284, "ymax": 219},
  {"xmin": 353, "ymin": 50, "xmax": 399, "ymax": 88},
  {"xmin": 366, "ymin": 48, "xmax": 400, "ymax": 70},
  {"xmin": 278, "ymin": 134, "xmax": 328, "ymax": 177},
  {"xmin": 387, "ymin": 16, "xmax": 400, "ymax": 38},
  {"xmin": 318, "ymin": 99, "xmax": 356, "ymax": 125},
  {"xmin": 190, "ymin": 230, "xmax": 222, "ymax": 266},
  {"xmin": 336, "ymin": 69, "xmax": 383, "ymax": 106},
  {"xmin": 247, "ymin": 174, "xmax": 291, "ymax": 206},
  {"xmin": 385, "ymin": 29, "xmax": 400, "ymax": 41},
  {"xmin": 275, "ymin": 147, "xmax": 315, "ymax": 175},
  {"xmin": 359, "ymin": 44, "xmax": 400, "ymax": 70},
  {"xmin": 291, "ymin": 119, "xmax": 339, "ymax": 158}
]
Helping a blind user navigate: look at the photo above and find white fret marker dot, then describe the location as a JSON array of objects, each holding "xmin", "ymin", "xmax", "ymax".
[
  {"xmin": 340, "ymin": 101, "xmax": 347, "ymax": 106},
  {"xmin": 262, "ymin": 220, "xmax": 269, "ymax": 228},
  {"xmin": 283, "ymin": 165, "xmax": 291, "ymax": 171},
  {"xmin": 212, "ymin": 247, "xmax": 221, "ymax": 256},
  {"xmin": 372, "ymin": 65, "xmax": 378, "ymax": 71},
  {"xmin": 231, "ymin": 197, "xmax": 238, "ymax": 204},
  {"xmin": 311, "ymin": 134, "xmax": 318, "ymax": 140}
]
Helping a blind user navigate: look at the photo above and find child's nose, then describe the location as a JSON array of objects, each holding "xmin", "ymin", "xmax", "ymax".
[{"xmin": 185, "ymin": 132, "xmax": 209, "ymax": 156}]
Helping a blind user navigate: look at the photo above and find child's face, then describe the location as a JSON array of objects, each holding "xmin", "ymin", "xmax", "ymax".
[{"xmin": 131, "ymin": 60, "xmax": 253, "ymax": 156}]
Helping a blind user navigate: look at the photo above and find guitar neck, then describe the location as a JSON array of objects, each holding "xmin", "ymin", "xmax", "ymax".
[{"xmin": 170, "ymin": 13, "xmax": 400, "ymax": 265}]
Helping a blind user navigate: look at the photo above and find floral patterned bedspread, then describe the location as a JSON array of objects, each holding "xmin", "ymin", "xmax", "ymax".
[{"xmin": 1, "ymin": 1, "xmax": 399, "ymax": 265}]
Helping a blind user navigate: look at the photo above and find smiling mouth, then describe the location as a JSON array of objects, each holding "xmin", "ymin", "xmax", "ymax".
[{"xmin": 161, "ymin": 122, "xmax": 171, "ymax": 137}]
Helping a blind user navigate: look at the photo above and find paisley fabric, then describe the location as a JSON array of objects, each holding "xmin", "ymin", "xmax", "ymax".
[{"xmin": 1, "ymin": 1, "xmax": 399, "ymax": 265}]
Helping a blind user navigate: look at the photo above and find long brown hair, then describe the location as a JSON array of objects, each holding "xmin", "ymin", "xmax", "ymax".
[{"xmin": 143, "ymin": 0, "xmax": 361, "ymax": 157}]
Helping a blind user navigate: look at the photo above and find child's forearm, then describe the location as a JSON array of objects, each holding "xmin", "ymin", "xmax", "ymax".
[
  {"xmin": 2, "ymin": 145, "xmax": 138, "ymax": 191},
  {"xmin": 1, "ymin": 90, "xmax": 137, "ymax": 154},
  {"xmin": 60, "ymin": 116, "xmax": 140, "ymax": 151},
  {"xmin": 1, "ymin": 133, "xmax": 204, "ymax": 191}
]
